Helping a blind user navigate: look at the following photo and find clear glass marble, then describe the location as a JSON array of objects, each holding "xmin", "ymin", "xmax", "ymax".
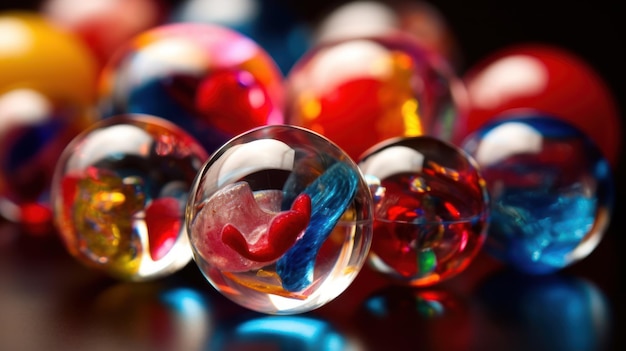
[
  {"xmin": 186, "ymin": 125, "xmax": 373, "ymax": 314},
  {"xmin": 359, "ymin": 136, "xmax": 489, "ymax": 286},
  {"xmin": 51, "ymin": 114, "xmax": 208, "ymax": 280}
]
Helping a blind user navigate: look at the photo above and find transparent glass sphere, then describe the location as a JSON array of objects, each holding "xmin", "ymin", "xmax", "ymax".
[
  {"xmin": 51, "ymin": 114, "xmax": 208, "ymax": 281},
  {"xmin": 286, "ymin": 32, "xmax": 468, "ymax": 161},
  {"xmin": 98, "ymin": 22, "xmax": 285, "ymax": 154},
  {"xmin": 358, "ymin": 136, "xmax": 489, "ymax": 286},
  {"xmin": 461, "ymin": 113, "xmax": 614, "ymax": 274},
  {"xmin": 186, "ymin": 125, "xmax": 373, "ymax": 314}
]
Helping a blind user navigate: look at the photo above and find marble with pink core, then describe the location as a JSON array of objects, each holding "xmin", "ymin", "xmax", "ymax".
[
  {"xmin": 192, "ymin": 182, "xmax": 310, "ymax": 272},
  {"xmin": 185, "ymin": 125, "xmax": 373, "ymax": 314}
]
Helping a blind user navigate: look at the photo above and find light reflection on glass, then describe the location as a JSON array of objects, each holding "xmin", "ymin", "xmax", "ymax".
[
  {"xmin": 362, "ymin": 286, "xmax": 464, "ymax": 319},
  {"xmin": 209, "ymin": 315, "xmax": 363, "ymax": 351},
  {"xmin": 355, "ymin": 286, "xmax": 470, "ymax": 350},
  {"xmin": 81, "ymin": 283, "xmax": 214, "ymax": 350}
]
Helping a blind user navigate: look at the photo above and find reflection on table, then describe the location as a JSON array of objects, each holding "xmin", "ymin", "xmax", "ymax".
[{"xmin": 0, "ymin": 219, "xmax": 621, "ymax": 351}]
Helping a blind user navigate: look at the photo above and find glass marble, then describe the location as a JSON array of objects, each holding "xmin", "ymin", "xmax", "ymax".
[
  {"xmin": 358, "ymin": 136, "xmax": 489, "ymax": 286},
  {"xmin": 171, "ymin": 0, "xmax": 312, "ymax": 75},
  {"xmin": 0, "ymin": 12, "xmax": 98, "ymax": 227},
  {"xmin": 286, "ymin": 32, "xmax": 467, "ymax": 161},
  {"xmin": 463, "ymin": 44, "xmax": 621, "ymax": 166},
  {"xmin": 186, "ymin": 125, "xmax": 373, "ymax": 314},
  {"xmin": 0, "ymin": 12, "xmax": 97, "ymax": 105},
  {"xmin": 98, "ymin": 22, "xmax": 285, "ymax": 154},
  {"xmin": 461, "ymin": 114, "xmax": 614, "ymax": 274},
  {"xmin": 51, "ymin": 114, "xmax": 209, "ymax": 281}
]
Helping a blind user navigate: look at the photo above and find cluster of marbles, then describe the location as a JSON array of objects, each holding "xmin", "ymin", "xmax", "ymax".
[
  {"xmin": 185, "ymin": 125, "xmax": 373, "ymax": 314},
  {"xmin": 1, "ymin": 1, "xmax": 617, "ymax": 318},
  {"xmin": 358, "ymin": 136, "xmax": 490, "ymax": 285},
  {"xmin": 460, "ymin": 43, "xmax": 619, "ymax": 275},
  {"xmin": 51, "ymin": 114, "xmax": 208, "ymax": 280},
  {"xmin": 0, "ymin": 11, "xmax": 97, "ymax": 227},
  {"xmin": 461, "ymin": 113, "xmax": 614, "ymax": 274},
  {"xmin": 97, "ymin": 22, "xmax": 285, "ymax": 153}
]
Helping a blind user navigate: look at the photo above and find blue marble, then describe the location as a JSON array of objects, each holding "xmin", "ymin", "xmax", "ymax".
[{"xmin": 461, "ymin": 114, "xmax": 614, "ymax": 274}]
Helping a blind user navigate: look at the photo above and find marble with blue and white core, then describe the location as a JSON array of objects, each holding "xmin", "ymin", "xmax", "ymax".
[{"xmin": 461, "ymin": 113, "xmax": 614, "ymax": 274}]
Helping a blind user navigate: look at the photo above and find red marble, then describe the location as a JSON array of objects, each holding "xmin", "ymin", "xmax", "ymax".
[{"xmin": 463, "ymin": 43, "xmax": 621, "ymax": 166}]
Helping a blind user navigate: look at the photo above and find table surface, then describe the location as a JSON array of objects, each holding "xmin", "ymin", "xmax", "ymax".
[{"xmin": 1, "ymin": 217, "xmax": 625, "ymax": 351}]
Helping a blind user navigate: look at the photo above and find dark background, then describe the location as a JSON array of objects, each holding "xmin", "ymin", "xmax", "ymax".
[{"xmin": 1, "ymin": 0, "xmax": 625, "ymax": 350}]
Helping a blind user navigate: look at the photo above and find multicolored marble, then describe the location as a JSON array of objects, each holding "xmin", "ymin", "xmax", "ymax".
[
  {"xmin": 461, "ymin": 113, "xmax": 614, "ymax": 274},
  {"xmin": 358, "ymin": 136, "xmax": 489, "ymax": 286},
  {"xmin": 285, "ymin": 32, "xmax": 467, "ymax": 161},
  {"xmin": 186, "ymin": 125, "xmax": 373, "ymax": 314},
  {"xmin": 0, "ymin": 12, "xmax": 97, "ymax": 228},
  {"xmin": 51, "ymin": 114, "xmax": 208, "ymax": 280},
  {"xmin": 98, "ymin": 22, "xmax": 285, "ymax": 153}
]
